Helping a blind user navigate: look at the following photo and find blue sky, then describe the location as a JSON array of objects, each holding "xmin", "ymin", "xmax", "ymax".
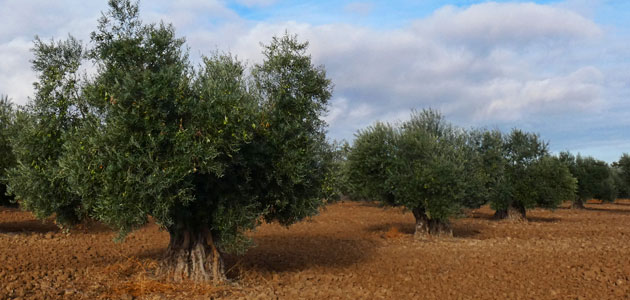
[{"xmin": 1, "ymin": 0, "xmax": 629, "ymax": 162}]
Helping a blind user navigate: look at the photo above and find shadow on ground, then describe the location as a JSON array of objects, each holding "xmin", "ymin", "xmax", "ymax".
[
  {"xmin": 0, "ymin": 219, "xmax": 59, "ymax": 234},
  {"xmin": 230, "ymin": 234, "xmax": 377, "ymax": 274},
  {"xmin": 364, "ymin": 221, "xmax": 487, "ymax": 239},
  {"xmin": 584, "ymin": 206, "xmax": 630, "ymax": 215}
]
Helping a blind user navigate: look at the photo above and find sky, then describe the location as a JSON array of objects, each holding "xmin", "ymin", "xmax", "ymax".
[{"xmin": 1, "ymin": 0, "xmax": 629, "ymax": 162}]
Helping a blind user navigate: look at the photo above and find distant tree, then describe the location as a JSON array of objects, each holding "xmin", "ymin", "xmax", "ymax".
[
  {"xmin": 491, "ymin": 130, "xmax": 576, "ymax": 220},
  {"xmin": 560, "ymin": 152, "xmax": 616, "ymax": 208},
  {"xmin": 24, "ymin": 0, "xmax": 332, "ymax": 283},
  {"xmin": 0, "ymin": 96, "xmax": 17, "ymax": 206},
  {"xmin": 611, "ymin": 165, "xmax": 629, "ymax": 199},
  {"xmin": 462, "ymin": 129, "xmax": 506, "ymax": 209},
  {"xmin": 346, "ymin": 122, "xmax": 397, "ymax": 203},
  {"xmin": 348, "ymin": 109, "xmax": 479, "ymax": 237},
  {"xmin": 6, "ymin": 35, "xmax": 87, "ymax": 224},
  {"xmin": 616, "ymin": 154, "xmax": 630, "ymax": 198},
  {"xmin": 321, "ymin": 140, "xmax": 352, "ymax": 202}
]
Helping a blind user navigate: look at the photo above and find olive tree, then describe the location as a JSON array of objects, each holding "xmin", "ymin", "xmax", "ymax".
[
  {"xmin": 560, "ymin": 152, "xmax": 616, "ymax": 208},
  {"xmin": 348, "ymin": 109, "xmax": 481, "ymax": 237},
  {"xmin": 10, "ymin": 0, "xmax": 332, "ymax": 283},
  {"xmin": 616, "ymin": 154, "xmax": 630, "ymax": 198},
  {"xmin": 0, "ymin": 96, "xmax": 16, "ymax": 206},
  {"xmin": 6, "ymin": 36, "xmax": 86, "ymax": 224},
  {"xmin": 490, "ymin": 130, "xmax": 576, "ymax": 220}
]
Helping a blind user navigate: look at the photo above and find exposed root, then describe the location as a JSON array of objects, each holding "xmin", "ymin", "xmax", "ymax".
[
  {"xmin": 412, "ymin": 208, "xmax": 453, "ymax": 239},
  {"xmin": 160, "ymin": 228, "xmax": 226, "ymax": 283}
]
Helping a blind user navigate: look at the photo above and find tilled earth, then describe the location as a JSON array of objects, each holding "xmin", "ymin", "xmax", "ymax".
[{"xmin": 1, "ymin": 200, "xmax": 630, "ymax": 299}]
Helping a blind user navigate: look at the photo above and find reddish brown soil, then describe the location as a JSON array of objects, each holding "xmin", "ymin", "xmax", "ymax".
[{"xmin": 2, "ymin": 200, "xmax": 630, "ymax": 299}]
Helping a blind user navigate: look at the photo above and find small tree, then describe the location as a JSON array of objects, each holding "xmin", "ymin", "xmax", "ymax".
[
  {"xmin": 0, "ymin": 96, "xmax": 16, "ymax": 206},
  {"xmin": 491, "ymin": 130, "xmax": 576, "ymax": 220},
  {"xmin": 27, "ymin": 0, "xmax": 332, "ymax": 283},
  {"xmin": 348, "ymin": 109, "xmax": 478, "ymax": 237},
  {"xmin": 560, "ymin": 152, "xmax": 616, "ymax": 208}
]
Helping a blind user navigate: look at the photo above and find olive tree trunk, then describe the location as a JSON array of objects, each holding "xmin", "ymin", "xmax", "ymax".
[
  {"xmin": 494, "ymin": 205, "xmax": 526, "ymax": 221},
  {"xmin": 572, "ymin": 198, "xmax": 586, "ymax": 209},
  {"xmin": 412, "ymin": 207, "xmax": 452, "ymax": 238},
  {"xmin": 161, "ymin": 226, "xmax": 226, "ymax": 283}
]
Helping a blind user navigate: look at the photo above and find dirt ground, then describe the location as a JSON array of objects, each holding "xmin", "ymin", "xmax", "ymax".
[{"xmin": 1, "ymin": 200, "xmax": 630, "ymax": 300}]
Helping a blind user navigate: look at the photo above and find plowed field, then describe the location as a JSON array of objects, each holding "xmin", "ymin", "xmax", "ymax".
[{"xmin": 2, "ymin": 200, "xmax": 630, "ymax": 299}]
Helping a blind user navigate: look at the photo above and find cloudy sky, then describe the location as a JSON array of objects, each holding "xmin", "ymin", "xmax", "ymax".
[{"xmin": 1, "ymin": 0, "xmax": 629, "ymax": 162}]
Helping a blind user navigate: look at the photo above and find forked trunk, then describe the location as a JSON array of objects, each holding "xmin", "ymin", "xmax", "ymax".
[
  {"xmin": 572, "ymin": 199, "xmax": 586, "ymax": 209},
  {"xmin": 494, "ymin": 205, "xmax": 526, "ymax": 221},
  {"xmin": 161, "ymin": 226, "xmax": 226, "ymax": 283},
  {"xmin": 412, "ymin": 208, "xmax": 452, "ymax": 239}
]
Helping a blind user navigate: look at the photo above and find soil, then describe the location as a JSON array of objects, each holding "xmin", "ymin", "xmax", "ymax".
[{"xmin": 1, "ymin": 200, "xmax": 630, "ymax": 299}]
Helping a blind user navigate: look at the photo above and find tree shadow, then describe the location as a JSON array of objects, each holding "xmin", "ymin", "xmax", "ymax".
[
  {"xmin": 452, "ymin": 223, "xmax": 486, "ymax": 239},
  {"xmin": 364, "ymin": 222, "xmax": 415, "ymax": 235},
  {"xmin": 364, "ymin": 221, "xmax": 486, "ymax": 239},
  {"xmin": 469, "ymin": 210, "xmax": 560, "ymax": 223},
  {"xmin": 525, "ymin": 216, "xmax": 561, "ymax": 223},
  {"xmin": 0, "ymin": 219, "xmax": 59, "ymax": 234},
  {"xmin": 584, "ymin": 206, "xmax": 630, "ymax": 215},
  {"xmin": 225, "ymin": 234, "xmax": 377, "ymax": 274}
]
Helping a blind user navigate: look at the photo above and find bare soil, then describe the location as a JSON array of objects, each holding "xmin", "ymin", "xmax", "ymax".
[{"xmin": 1, "ymin": 200, "xmax": 630, "ymax": 299}]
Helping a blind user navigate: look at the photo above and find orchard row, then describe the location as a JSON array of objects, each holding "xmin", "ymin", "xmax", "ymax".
[{"xmin": 1, "ymin": 0, "xmax": 628, "ymax": 283}]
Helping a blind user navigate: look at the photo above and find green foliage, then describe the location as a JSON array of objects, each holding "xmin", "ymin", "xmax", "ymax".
[
  {"xmin": 8, "ymin": 0, "xmax": 334, "ymax": 255},
  {"xmin": 348, "ymin": 109, "xmax": 477, "ymax": 223},
  {"xmin": 0, "ymin": 96, "xmax": 16, "ymax": 206},
  {"xmin": 320, "ymin": 140, "xmax": 352, "ymax": 203},
  {"xmin": 251, "ymin": 33, "xmax": 333, "ymax": 227},
  {"xmin": 560, "ymin": 152, "xmax": 617, "ymax": 204},
  {"xmin": 612, "ymin": 166, "xmax": 629, "ymax": 199},
  {"xmin": 346, "ymin": 122, "xmax": 397, "ymax": 203},
  {"xmin": 6, "ymin": 35, "xmax": 86, "ymax": 225},
  {"xmin": 461, "ymin": 129, "xmax": 506, "ymax": 209},
  {"xmin": 616, "ymin": 154, "xmax": 630, "ymax": 198},
  {"xmin": 489, "ymin": 130, "xmax": 576, "ymax": 214}
]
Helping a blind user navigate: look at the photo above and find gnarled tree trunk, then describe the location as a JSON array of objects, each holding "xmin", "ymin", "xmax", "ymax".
[
  {"xmin": 494, "ymin": 205, "xmax": 526, "ymax": 221},
  {"xmin": 412, "ymin": 207, "xmax": 452, "ymax": 239},
  {"xmin": 160, "ymin": 226, "xmax": 226, "ymax": 283}
]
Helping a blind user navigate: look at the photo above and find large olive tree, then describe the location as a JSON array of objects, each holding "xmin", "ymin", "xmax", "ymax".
[{"xmin": 9, "ymin": 0, "xmax": 332, "ymax": 282}]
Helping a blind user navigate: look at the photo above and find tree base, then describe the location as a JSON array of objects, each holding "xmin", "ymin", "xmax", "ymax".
[
  {"xmin": 412, "ymin": 208, "xmax": 453, "ymax": 239},
  {"xmin": 571, "ymin": 201, "xmax": 586, "ymax": 209},
  {"xmin": 160, "ymin": 229, "xmax": 226, "ymax": 283},
  {"xmin": 494, "ymin": 206, "xmax": 526, "ymax": 221}
]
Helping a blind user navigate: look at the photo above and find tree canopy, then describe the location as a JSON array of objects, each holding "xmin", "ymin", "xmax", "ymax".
[
  {"xmin": 347, "ymin": 109, "xmax": 483, "ymax": 237},
  {"xmin": 489, "ymin": 130, "xmax": 576, "ymax": 219}
]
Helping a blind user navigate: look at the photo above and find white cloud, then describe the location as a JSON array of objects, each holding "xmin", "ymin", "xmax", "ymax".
[
  {"xmin": 0, "ymin": 38, "xmax": 36, "ymax": 105},
  {"xmin": 416, "ymin": 2, "xmax": 602, "ymax": 49},
  {"xmin": 482, "ymin": 66, "xmax": 604, "ymax": 120},
  {"xmin": 234, "ymin": 0, "xmax": 278, "ymax": 8},
  {"xmin": 344, "ymin": 2, "xmax": 374, "ymax": 16}
]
